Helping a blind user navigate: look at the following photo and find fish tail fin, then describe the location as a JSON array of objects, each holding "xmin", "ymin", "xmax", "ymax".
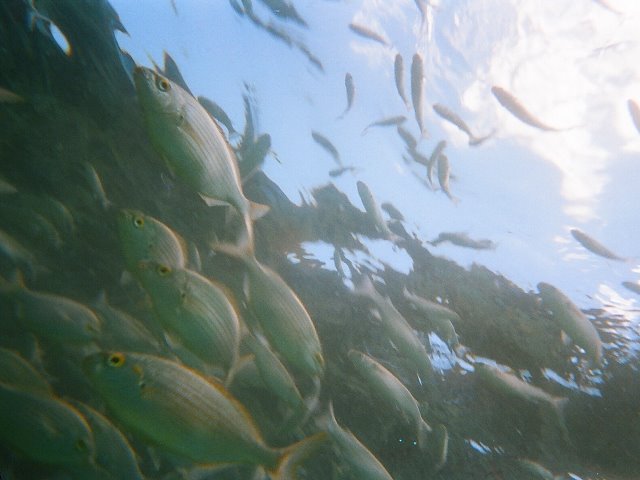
[
  {"xmin": 417, "ymin": 418, "xmax": 432, "ymax": 451},
  {"xmin": 271, "ymin": 432, "xmax": 327, "ymax": 480},
  {"xmin": 211, "ymin": 235, "xmax": 253, "ymax": 262},
  {"xmin": 468, "ymin": 130, "xmax": 495, "ymax": 146},
  {"xmin": 278, "ymin": 378, "xmax": 320, "ymax": 435}
]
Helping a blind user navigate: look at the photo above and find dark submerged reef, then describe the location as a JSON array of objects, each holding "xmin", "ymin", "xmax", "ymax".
[{"xmin": 0, "ymin": 1, "xmax": 639, "ymax": 479}]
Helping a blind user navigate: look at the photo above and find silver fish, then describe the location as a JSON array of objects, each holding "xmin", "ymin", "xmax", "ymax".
[
  {"xmin": 134, "ymin": 67, "xmax": 269, "ymax": 251},
  {"xmin": 338, "ymin": 73, "xmax": 355, "ymax": 119},
  {"xmin": 83, "ymin": 351, "xmax": 325, "ymax": 476},
  {"xmin": 362, "ymin": 115, "xmax": 407, "ymax": 135},
  {"xmin": 354, "ymin": 276, "xmax": 435, "ymax": 384},
  {"xmin": 427, "ymin": 140, "xmax": 446, "ymax": 185},
  {"xmin": 432, "ymin": 103, "xmax": 492, "ymax": 146},
  {"xmin": 491, "ymin": 86, "xmax": 560, "ymax": 131},
  {"xmin": 437, "ymin": 154, "xmax": 458, "ymax": 203},
  {"xmin": 538, "ymin": 282, "xmax": 603, "ymax": 366},
  {"xmin": 357, "ymin": 181, "xmax": 402, "ymax": 243},
  {"xmin": 397, "ymin": 125, "xmax": 418, "ymax": 150},
  {"xmin": 394, "ymin": 54, "xmax": 409, "ymax": 108},
  {"xmin": 403, "ymin": 288, "xmax": 461, "ymax": 349},
  {"xmin": 411, "ymin": 53, "xmax": 426, "ymax": 137},
  {"xmin": 258, "ymin": 0, "xmax": 308, "ymax": 27},
  {"xmin": 476, "ymin": 363, "xmax": 569, "ymax": 439},
  {"xmin": 0, "ymin": 346, "xmax": 52, "ymax": 396},
  {"xmin": 430, "ymin": 232, "xmax": 495, "ymax": 250},
  {"xmin": 316, "ymin": 402, "xmax": 394, "ymax": 480},
  {"xmin": 570, "ymin": 228, "xmax": 626, "ymax": 261},
  {"xmin": 311, "ymin": 131, "xmax": 341, "ymax": 165},
  {"xmin": 348, "ymin": 349, "xmax": 432, "ymax": 450},
  {"xmin": 348, "ymin": 23, "xmax": 389, "ymax": 46},
  {"xmin": 381, "ymin": 202, "xmax": 404, "ymax": 222}
]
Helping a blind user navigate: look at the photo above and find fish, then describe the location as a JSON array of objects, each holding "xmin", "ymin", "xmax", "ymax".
[
  {"xmin": 338, "ymin": 73, "xmax": 355, "ymax": 119},
  {"xmin": 361, "ymin": 115, "xmax": 407, "ymax": 135},
  {"xmin": 437, "ymin": 154, "xmax": 459, "ymax": 203},
  {"xmin": 430, "ymin": 232, "xmax": 495, "ymax": 250},
  {"xmin": 316, "ymin": 402, "xmax": 394, "ymax": 480},
  {"xmin": 491, "ymin": 86, "xmax": 560, "ymax": 131},
  {"xmin": 426, "ymin": 140, "xmax": 446, "ymax": 185},
  {"xmin": 311, "ymin": 131, "xmax": 341, "ymax": 165},
  {"xmin": 514, "ymin": 458, "xmax": 559, "ymax": 480},
  {"xmin": 403, "ymin": 288, "xmax": 461, "ymax": 349},
  {"xmin": 0, "ymin": 203, "xmax": 63, "ymax": 251},
  {"xmin": 198, "ymin": 96, "xmax": 238, "ymax": 137},
  {"xmin": 622, "ymin": 281, "xmax": 640, "ymax": 295},
  {"xmin": 210, "ymin": 243, "xmax": 325, "ymax": 379},
  {"xmin": 257, "ymin": 0, "xmax": 308, "ymax": 27},
  {"xmin": 357, "ymin": 181, "xmax": 402, "ymax": 243},
  {"xmin": 244, "ymin": 333, "xmax": 312, "ymax": 432},
  {"xmin": 70, "ymin": 400, "xmax": 145, "ymax": 480},
  {"xmin": 570, "ymin": 228, "xmax": 626, "ymax": 261},
  {"xmin": 431, "ymin": 424, "xmax": 449, "ymax": 471},
  {"xmin": 329, "ymin": 165, "xmax": 358, "ymax": 178},
  {"xmin": 397, "ymin": 125, "xmax": 418, "ymax": 150},
  {"xmin": 348, "ymin": 349, "xmax": 432, "ymax": 450},
  {"xmin": 92, "ymin": 291, "xmax": 163, "ymax": 353},
  {"xmin": 80, "ymin": 162, "xmax": 112, "ymax": 210},
  {"xmin": 0, "ymin": 229, "xmax": 41, "ymax": 280},
  {"xmin": 135, "ymin": 261, "xmax": 241, "ymax": 372},
  {"xmin": 537, "ymin": 282, "xmax": 603, "ymax": 366},
  {"xmin": 0, "ymin": 383, "xmax": 94, "ymax": 467},
  {"xmin": 0, "ymin": 275, "xmax": 102, "ymax": 345},
  {"xmin": 348, "ymin": 23, "xmax": 389, "ymax": 46},
  {"xmin": 116, "ymin": 208, "xmax": 187, "ymax": 275},
  {"xmin": 432, "ymin": 103, "xmax": 493, "ymax": 146},
  {"xmin": 381, "ymin": 202, "xmax": 404, "ymax": 222},
  {"xmin": 0, "ymin": 346, "xmax": 52, "ymax": 396},
  {"xmin": 134, "ymin": 67, "xmax": 269, "ymax": 251},
  {"xmin": 83, "ymin": 351, "xmax": 326, "ymax": 476},
  {"xmin": 239, "ymin": 133, "xmax": 272, "ymax": 181},
  {"xmin": 354, "ymin": 276, "xmax": 435, "ymax": 385},
  {"xmin": 0, "ymin": 86, "xmax": 24, "ymax": 103},
  {"xmin": 7, "ymin": 193, "xmax": 75, "ymax": 236},
  {"xmin": 475, "ymin": 364, "xmax": 569, "ymax": 436},
  {"xmin": 394, "ymin": 54, "xmax": 409, "ymax": 108},
  {"xmin": 628, "ymin": 99, "xmax": 640, "ymax": 134},
  {"xmin": 411, "ymin": 53, "xmax": 426, "ymax": 136}
]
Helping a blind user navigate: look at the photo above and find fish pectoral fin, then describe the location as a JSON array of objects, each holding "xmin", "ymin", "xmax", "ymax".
[
  {"xmin": 249, "ymin": 201, "xmax": 270, "ymax": 220},
  {"xmin": 199, "ymin": 194, "xmax": 230, "ymax": 208}
]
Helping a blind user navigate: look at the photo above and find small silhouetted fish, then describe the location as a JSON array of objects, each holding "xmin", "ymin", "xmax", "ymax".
[
  {"xmin": 491, "ymin": 86, "xmax": 559, "ymax": 131},
  {"xmin": 329, "ymin": 166, "xmax": 358, "ymax": 178},
  {"xmin": 258, "ymin": 0, "xmax": 308, "ymax": 27},
  {"xmin": 163, "ymin": 51, "xmax": 192, "ymax": 95},
  {"xmin": 432, "ymin": 103, "xmax": 492, "ymax": 146},
  {"xmin": 427, "ymin": 140, "xmax": 446, "ymax": 185},
  {"xmin": 348, "ymin": 23, "xmax": 388, "ymax": 46},
  {"xmin": 397, "ymin": 125, "xmax": 417, "ymax": 150},
  {"xmin": 338, "ymin": 73, "xmax": 355, "ymax": 119},
  {"xmin": 437, "ymin": 154, "xmax": 458, "ymax": 203},
  {"xmin": 627, "ymin": 100, "xmax": 640, "ymax": 134},
  {"xmin": 198, "ymin": 96, "xmax": 238, "ymax": 137},
  {"xmin": 622, "ymin": 281, "xmax": 640, "ymax": 295},
  {"xmin": 229, "ymin": 0, "xmax": 245, "ymax": 15},
  {"xmin": 312, "ymin": 131, "xmax": 341, "ymax": 165},
  {"xmin": 411, "ymin": 53, "xmax": 426, "ymax": 136},
  {"xmin": 570, "ymin": 228, "xmax": 626, "ymax": 261},
  {"xmin": 170, "ymin": 0, "xmax": 178, "ymax": 15},
  {"xmin": 362, "ymin": 115, "xmax": 406, "ymax": 135},
  {"xmin": 381, "ymin": 202, "xmax": 404, "ymax": 221},
  {"xmin": 430, "ymin": 232, "xmax": 495, "ymax": 250},
  {"xmin": 0, "ymin": 87, "xmax": 23, "ymax": 104},
  {"xmin": 394, "ymin": 54, "xmax": 409, "ymax": 108}
]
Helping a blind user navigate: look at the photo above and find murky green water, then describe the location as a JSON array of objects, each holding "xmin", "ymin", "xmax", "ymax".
[{"xmin": 0, "ymin": 1, "xmax": 639, "ymax": 479}]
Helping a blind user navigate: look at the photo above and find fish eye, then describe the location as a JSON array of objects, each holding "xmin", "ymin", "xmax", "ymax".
[
  {"xmin": 157, "ymin": 264, "xmax": 171, "ymax": 276},
  {"xmin": 108, "ymin": 352, "xmax": 125, "ymax": 368},
  {"xmin": 156, "ymin": 76, "xmax": 171, "ymax": 92},
  {"xmin": 133, "ymin": 216, "xmax": 144, "ymax": 228},
  {"xmin": 75, "ymin": 439, "xmax": 88, "ymax": 452}
]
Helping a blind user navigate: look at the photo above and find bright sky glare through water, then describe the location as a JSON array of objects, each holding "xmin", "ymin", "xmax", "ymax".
[{"xmin": 112, "ymin": 0, "xmax": 640, "ymax": 323}]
